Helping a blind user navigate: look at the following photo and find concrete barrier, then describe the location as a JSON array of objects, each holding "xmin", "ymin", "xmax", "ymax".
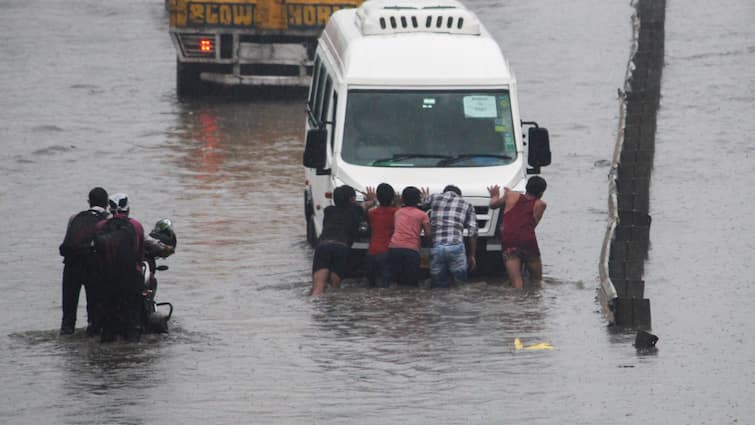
[{"xmin": 599, "ymin": 0, "xmax": 665, "ymax": 329}]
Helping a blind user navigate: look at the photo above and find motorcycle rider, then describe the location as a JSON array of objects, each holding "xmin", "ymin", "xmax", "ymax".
[
  {"xmin": 146, "ymin": 219, "xmax": 176, "ymax": 264},
  {"xmin": 58, "ymin": 187, "xmax": 110, "ymax": 336},
  {"xmin": 141, "ymin": 219, "xmax": 177, "ymax": 333},
  {"xmin": 144, "ymin": 219, "xmax": 176, "ymax": 294},
  {"xmin": 95, "ymin": 193, "xmax": 146, "ymax": 342}
]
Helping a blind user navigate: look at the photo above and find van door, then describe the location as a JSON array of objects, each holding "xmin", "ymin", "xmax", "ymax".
[{"xmin": 305, "ymin": 58, "xmax": 336, "ymax": 238}]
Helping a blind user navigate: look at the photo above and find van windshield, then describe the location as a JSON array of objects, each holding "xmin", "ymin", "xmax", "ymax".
[{"xmin": 342, "ymin": 90, "xmax": 517, "ymax": 167}]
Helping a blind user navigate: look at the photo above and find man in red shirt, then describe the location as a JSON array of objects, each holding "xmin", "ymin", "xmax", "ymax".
[
  {"xmin": 488, "ymin": 177, "xmax": 547, "ymax": 289},
  {"xmin": 96, "ymin": 193, "xmax": 146, "ymax": 341},
  {"xmin": 366, "ymin": 183, "xmax": 398, "ymax": 287}
]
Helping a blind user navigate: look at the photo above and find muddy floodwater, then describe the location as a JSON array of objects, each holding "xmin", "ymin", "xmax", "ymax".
[{"xmin": 1, "ymin": 0, "xmax": 753, "ymax": 424}]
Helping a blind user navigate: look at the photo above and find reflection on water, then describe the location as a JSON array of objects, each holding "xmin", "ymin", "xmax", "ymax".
[
  {"xmin": 291, "ymin": 285, "xmax": 561, "ymax": 424},
  {"xmin": 6, "ymin": 330, "xmax": 177, "ymax": 425},
  {"xmin": 345, "ymin": 287, "xmax": 544, "ymax": 335},
  {"xmin": 169, "ymin": 95, "xmax": 305, "ymax": 190},
  {"xmin": 156, "ymin": 94, "xmax": 311, "ymax": 283},
  {"xmin": 308, "ymin": 284, "xmax": 548, "ymax": 366},
  {"xmin": 189, "ymin": 108, "xmax": 224, "ymax": 182}
]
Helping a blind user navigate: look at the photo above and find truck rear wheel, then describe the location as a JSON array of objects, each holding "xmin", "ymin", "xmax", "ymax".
[{"xmin": 176, "ymin": 60, "xmax": 202, "ymax": 97}]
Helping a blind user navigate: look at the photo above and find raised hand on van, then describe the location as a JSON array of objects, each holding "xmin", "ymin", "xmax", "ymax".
[
  {"xmin": 362, "ymin": 186, "xmax": 377, "ymax": 210},
  {"xmin": 420, "ymin": 186, "xmax": 431, "ymax": 203}
]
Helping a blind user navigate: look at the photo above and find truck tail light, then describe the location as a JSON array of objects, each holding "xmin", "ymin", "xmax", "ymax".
[{"xmin": 199, "ymin": 39, "xmax": 214, "ymax": 53}]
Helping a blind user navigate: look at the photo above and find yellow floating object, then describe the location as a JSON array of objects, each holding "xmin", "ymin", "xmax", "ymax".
[
  {"xmin": 514, "ymin": 338, "xmax": 523, "ymax": 350},
  {"xmin": 524, "ymin": 342, "xmax": 554, "ymax": 350},
  {"xmin": 514, "ymin": 338, "xmax": 553, "ymax": 351}
]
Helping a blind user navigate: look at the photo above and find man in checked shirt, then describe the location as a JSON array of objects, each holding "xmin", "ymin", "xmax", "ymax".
[{"xmin": 421, "ymin": 185, "xmax": 478, "ymax": 288}]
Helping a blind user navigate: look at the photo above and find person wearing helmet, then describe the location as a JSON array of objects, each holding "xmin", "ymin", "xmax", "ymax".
[
  {"xmin": 95, "ymin": 193, "xmax": 146, "ymax": 342},
  {"xmin": 144, "ymin": 218, "xmax": 176, "ymax": 292},
  {"xmin": 145, "ymin": 218, "xmax": 176, "ymax": 260},
  {"xmin": 141, "ymin": 218, "xmax": 176, "ymax": 333},
  {"xmin": 102, "ymin": 193, "xmax": 146, "ymax": 264}
]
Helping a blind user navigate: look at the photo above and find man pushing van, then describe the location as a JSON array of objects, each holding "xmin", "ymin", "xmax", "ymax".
[{"xmin": 422, "ymin": 185, "xmax": 477, "ymax": 288}]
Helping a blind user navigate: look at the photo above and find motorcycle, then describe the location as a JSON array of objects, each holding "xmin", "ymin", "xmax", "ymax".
[{"xmin": 139, "ymin": 218, "xmax": 177, "ymax": 334}]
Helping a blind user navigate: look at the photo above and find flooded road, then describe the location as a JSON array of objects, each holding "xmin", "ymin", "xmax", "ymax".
[{"xmin": 1, "ymin": 0, "xmax": 753, "ymax": 423}]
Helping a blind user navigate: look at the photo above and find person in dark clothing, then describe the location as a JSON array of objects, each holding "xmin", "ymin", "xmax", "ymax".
[
  {"xmin": 59, "ymin": 187, "xmax": 109, "ymax": 336},
  {"xmin": 310, "ymin": 185, "xmax": 374, "ymax": 296},
  {"xmin": 96, "ymin": 193, "xmax": 146, "ymax": 342},
  {"xmin": 488, "ymin": 176, "xmax": 547, "ymax": 289}
]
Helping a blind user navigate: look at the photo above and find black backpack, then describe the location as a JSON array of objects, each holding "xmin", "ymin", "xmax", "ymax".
[
  {"xmin": 94, "ymin": 217, "xmax": 140, "ymax": 292},
  {"xmin": 59, "ymin": 209, "xmax": 108, "ymax": 259}
]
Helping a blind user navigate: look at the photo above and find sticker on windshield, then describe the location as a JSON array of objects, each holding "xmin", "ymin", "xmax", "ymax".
[
  {"xmin": 422, "ymin": 98, "xmax": 436, "ymax": 109},
  {"xmin": 463, "ymin": 96, "xmax": 497, "ymax": 118}
]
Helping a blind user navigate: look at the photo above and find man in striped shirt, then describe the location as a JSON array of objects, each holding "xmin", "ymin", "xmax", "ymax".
[{"xmin": 422, "ymin": 185, "xmax": 478, "ymax": 288}]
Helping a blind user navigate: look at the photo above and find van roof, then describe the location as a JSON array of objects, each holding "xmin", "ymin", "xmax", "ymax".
[{"xmin": 320, "ymin": 0, "xmax": 515, "ymax": 86}]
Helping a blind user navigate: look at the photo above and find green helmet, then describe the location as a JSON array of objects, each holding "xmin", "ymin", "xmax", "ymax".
[
  {"xmin": 150, "ymin": 218, "xmax": 177, "ymax": 248},
  {"xmin": 153, "ymin": 218, "xmax": 173, "ymax": 233}
]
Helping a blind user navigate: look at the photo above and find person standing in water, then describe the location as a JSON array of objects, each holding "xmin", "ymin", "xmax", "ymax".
[
  {"xmin": 387, "ymin": 186, "xmax": 431, "ymax": 286},
  {"xmin": 421, "ymin": 185, "xmax": 478, "ymax": 288},
  {"xmin": 58, "ymin": 187, "xmax": 110, "ymax": 336},
  {"xmin": 365, "ymin": 183, "xmax": 398, "ymax": 287},
  {"xmin": 488, "ymin": 176, "xmax": 547, "ymax": 288},
  {"xmin": 310, "ymin": 185, "xmax": 375, "ymax": 296}
]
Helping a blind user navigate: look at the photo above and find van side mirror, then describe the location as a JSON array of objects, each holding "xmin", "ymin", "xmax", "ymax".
[
  {"xmin": 303, "ymin": 128, "xmax": 327, "ymax": 169},
  {"xmin": 527, "ymin": 126, "xmax": 551, "ymax": 169}
]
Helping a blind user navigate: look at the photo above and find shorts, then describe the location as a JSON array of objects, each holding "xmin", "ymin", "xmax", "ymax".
[
  {"xmin": 502, "ymin": 247, "xmax": 539, "ymax": 262},
  {"xmin": 312, "ymin": 242, "xmax": 350, "ymax": 277}
]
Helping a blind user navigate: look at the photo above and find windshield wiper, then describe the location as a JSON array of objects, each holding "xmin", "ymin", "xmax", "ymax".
[
  {"xmin": 437, "ymin": 153, "xmax": 513, "ymax": 166},
  {"xmin": 372, "ymin": 153, "xmax": 452, "ymax": 166}
]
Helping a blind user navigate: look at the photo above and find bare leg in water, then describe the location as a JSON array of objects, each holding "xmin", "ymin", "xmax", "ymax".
[
  {"xmin": 504, "ymin": 255, "xmax": 524, "ymax": 289},
  {"xmin": 526, "ymin": 257, "xmax": 543, "ymax": 283},
  {"xmin": 310, "ymin": 269, "xmax": 342, "ymax": 296}
]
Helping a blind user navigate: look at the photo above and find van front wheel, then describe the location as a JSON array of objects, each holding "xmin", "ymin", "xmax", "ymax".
[
  {"xmin": 305, "ymin": 194, "xmax": 317, "ymax": 247},
  {"xmin": 306, "ymin": 214, "xmax": 317, "ymax": 247}
]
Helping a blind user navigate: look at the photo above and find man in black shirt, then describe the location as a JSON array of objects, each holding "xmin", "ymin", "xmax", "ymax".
[
  {"xmin": 310, "ymin": 185, "xmax": 375, "ymax": 296},
  {"xmin": 58, "ymin": 187, "xmax": 109, "ymax": 335}
]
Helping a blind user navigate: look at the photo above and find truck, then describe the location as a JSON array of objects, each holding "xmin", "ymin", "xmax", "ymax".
[
  {"xmin": 302, "ymin": 0, "xmax": 552, "ymax": 271},
  {"xmin": 167, "ymin": 0, "xmax": 364, "ymax": 96}
]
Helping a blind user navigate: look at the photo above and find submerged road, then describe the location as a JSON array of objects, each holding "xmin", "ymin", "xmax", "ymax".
[{"xmin": 0, "ymin": 0, "xmax": 753, "ymax": 423}]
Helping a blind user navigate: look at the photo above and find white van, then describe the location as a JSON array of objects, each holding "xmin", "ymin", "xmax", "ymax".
[{"xmin": 302, "ymin": 0, "xmax": 551, "ymax": 266}]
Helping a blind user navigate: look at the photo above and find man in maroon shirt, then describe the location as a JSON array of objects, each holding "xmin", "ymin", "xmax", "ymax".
[
  {"xmin": 95, "ymin": 193, "xmax": 146, "ymax": 341},
  {"xmin": 488, "ymin": 177, "xmax": 547, "ymax": 289}
]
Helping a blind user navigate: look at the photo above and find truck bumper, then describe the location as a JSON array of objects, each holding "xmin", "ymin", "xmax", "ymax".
[
  {"xmin": 171, "ymin": 31, "xmax": 315, "ymax": 87},
  {"xmin": 200, "ymin": 72, "xmax": 311, "ymax": 87}
]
